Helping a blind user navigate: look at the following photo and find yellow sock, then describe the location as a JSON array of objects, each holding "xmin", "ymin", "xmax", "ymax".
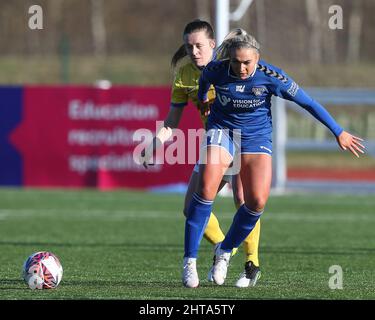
[
  {"xmin": 203, "ymin": 212, "xmax": 225, "ymax": 245},
  {"xmin": 243, "ymin": 219, "xmax": 261, "ymax": 266}
]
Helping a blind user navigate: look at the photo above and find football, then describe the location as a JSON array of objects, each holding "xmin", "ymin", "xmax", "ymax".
[{"xmin": 22, "ymin": 251, "xmax": 63, "ymax": 289}]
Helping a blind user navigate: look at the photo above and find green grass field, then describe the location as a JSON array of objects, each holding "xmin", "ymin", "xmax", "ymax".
[{"xmin": 0, "ymin": 188, "xmax": 374, "ymax": 300}]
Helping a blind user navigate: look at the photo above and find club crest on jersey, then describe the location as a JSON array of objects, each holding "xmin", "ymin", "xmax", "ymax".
[{"xmin": 251, "ymin": 86, "xmax": 267, "ymax": 96}]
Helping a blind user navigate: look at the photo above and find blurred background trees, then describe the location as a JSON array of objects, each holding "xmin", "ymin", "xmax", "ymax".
[{"xmin": 0, "ymin": 0, "xmax": 374, "ymax": 85}]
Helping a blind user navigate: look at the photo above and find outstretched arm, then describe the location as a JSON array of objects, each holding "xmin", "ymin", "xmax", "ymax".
[
  {"xmin": 274, "ymin": 79, "xmax": 365, "ymax": 157},
  {"xmin": 295, "ymin": 91, "xmax": 365, "ymax": 157}
]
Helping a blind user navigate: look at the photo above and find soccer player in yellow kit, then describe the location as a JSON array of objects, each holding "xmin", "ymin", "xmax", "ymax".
[{"xmin": 140, "ymin": 20, "xmax": 261, "ymax": 287}]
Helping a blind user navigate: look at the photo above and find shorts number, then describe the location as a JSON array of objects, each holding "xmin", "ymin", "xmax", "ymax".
[{"xmin": 209, "ymin": 129, "xmax": 223, "ymax": 145}]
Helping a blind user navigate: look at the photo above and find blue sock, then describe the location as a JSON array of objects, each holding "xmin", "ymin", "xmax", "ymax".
[
  {"xmin": 221, "ymin": 204, "xmax": 263, "ymax": 252},
  {"xmin": 184, "ymin": 193, "xmax": 213, "ymax": 258}
]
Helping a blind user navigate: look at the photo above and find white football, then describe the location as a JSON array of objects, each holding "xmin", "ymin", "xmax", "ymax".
[{"xmin": 22, "ymin": 251, "xmax": 63, "ymax": 289}]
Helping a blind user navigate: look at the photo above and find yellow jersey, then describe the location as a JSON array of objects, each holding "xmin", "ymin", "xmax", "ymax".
[{"xmin": 170, "ymin": 58, "xmax": 215, "ymax": 125}]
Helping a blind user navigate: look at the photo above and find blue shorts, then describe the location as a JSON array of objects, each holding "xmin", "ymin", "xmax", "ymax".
[{"xmin": 202, "ymin": 127, "xmax": 273, "ymax": 158}]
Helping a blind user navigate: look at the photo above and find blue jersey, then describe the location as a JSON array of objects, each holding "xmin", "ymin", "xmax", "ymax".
[{"xmin": 198, "ymin": 59, "xmax": 343, "ymax": 141}]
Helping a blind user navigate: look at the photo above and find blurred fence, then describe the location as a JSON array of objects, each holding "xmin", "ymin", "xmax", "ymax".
[{"xmin": 272, "ymin": 88, "xmax": 375, "ymax": 194}]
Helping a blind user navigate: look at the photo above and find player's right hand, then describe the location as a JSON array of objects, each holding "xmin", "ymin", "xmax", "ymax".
[{"xmin": 197, "ymin": 99, "xmax": 211, "ymax": 117}]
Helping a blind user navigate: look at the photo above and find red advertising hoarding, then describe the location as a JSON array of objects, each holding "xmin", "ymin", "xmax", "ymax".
[{"xmin": 9, "ymin": 86, "xmax": 202, "ymax": 190}]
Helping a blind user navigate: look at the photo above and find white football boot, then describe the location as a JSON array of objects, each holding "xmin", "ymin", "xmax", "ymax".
[
  {"xmin": 208, "ymin": 243, "xmax": 239, "ymax": 282},
  {"xmin": 182, "ymin": 257, "xmax": 199, "ymax": 288},
  {"xmin": 207, "ymin": 243, "xmax": 221, "ymax": 282},
  {"xmin": 212, "ymin": 246, "xmax": 231, "ymax": 285},
  {"xmin": 235, "ymin": 261, "xmax": 261, "ymax": 288}
]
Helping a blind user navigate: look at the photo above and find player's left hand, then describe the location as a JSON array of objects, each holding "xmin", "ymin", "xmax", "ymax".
[{"xmin": 336, "ymin": 131, "xmax": 365, "ymax": 158}]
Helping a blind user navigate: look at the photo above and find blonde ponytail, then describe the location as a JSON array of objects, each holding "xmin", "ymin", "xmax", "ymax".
[{"xmin": 216, "ymin": 28, "xmax": 260, "ymax": 60}]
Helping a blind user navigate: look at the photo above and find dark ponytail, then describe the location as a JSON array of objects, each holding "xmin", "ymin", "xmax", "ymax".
[
  {"xmin": 171, "ymin": 45, "xmax": 188, "ymax": 68},
  {"xmin": 171, "ymin": 19, "xmax": 215, "ymax": 68}
]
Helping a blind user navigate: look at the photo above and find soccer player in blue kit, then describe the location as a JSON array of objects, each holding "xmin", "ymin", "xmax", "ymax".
[{"xmin": 182, "ymin": 28, "xmax": 365, "ymax": 287}]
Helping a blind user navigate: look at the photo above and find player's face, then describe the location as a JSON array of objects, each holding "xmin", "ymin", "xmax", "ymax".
[
  {"xmin": 230, "ymin": 47, "xmax": 260, "ymax": 79},
  {"xmin": 184, "ymin": 31, "xmax": 215, "ymax": 68}
]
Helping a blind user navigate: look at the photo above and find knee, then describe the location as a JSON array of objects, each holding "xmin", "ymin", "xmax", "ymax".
[
  {"xmin": 199, "ymin": 185, "xmax": 216, "ymax": 201},
  {"xmin": 245, "ymin": 195, "xmax": 268, "ymax": 213}
]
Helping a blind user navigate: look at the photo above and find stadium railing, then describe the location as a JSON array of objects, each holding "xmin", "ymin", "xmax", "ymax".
[{"xmin": 272, "ymin": 87, "xmax": 375, "ymax": 194}]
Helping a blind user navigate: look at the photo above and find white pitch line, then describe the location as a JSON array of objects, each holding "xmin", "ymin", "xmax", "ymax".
[{"xmin": 0, "ymin": 209, "xmax": 374, "ymax": 222}]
